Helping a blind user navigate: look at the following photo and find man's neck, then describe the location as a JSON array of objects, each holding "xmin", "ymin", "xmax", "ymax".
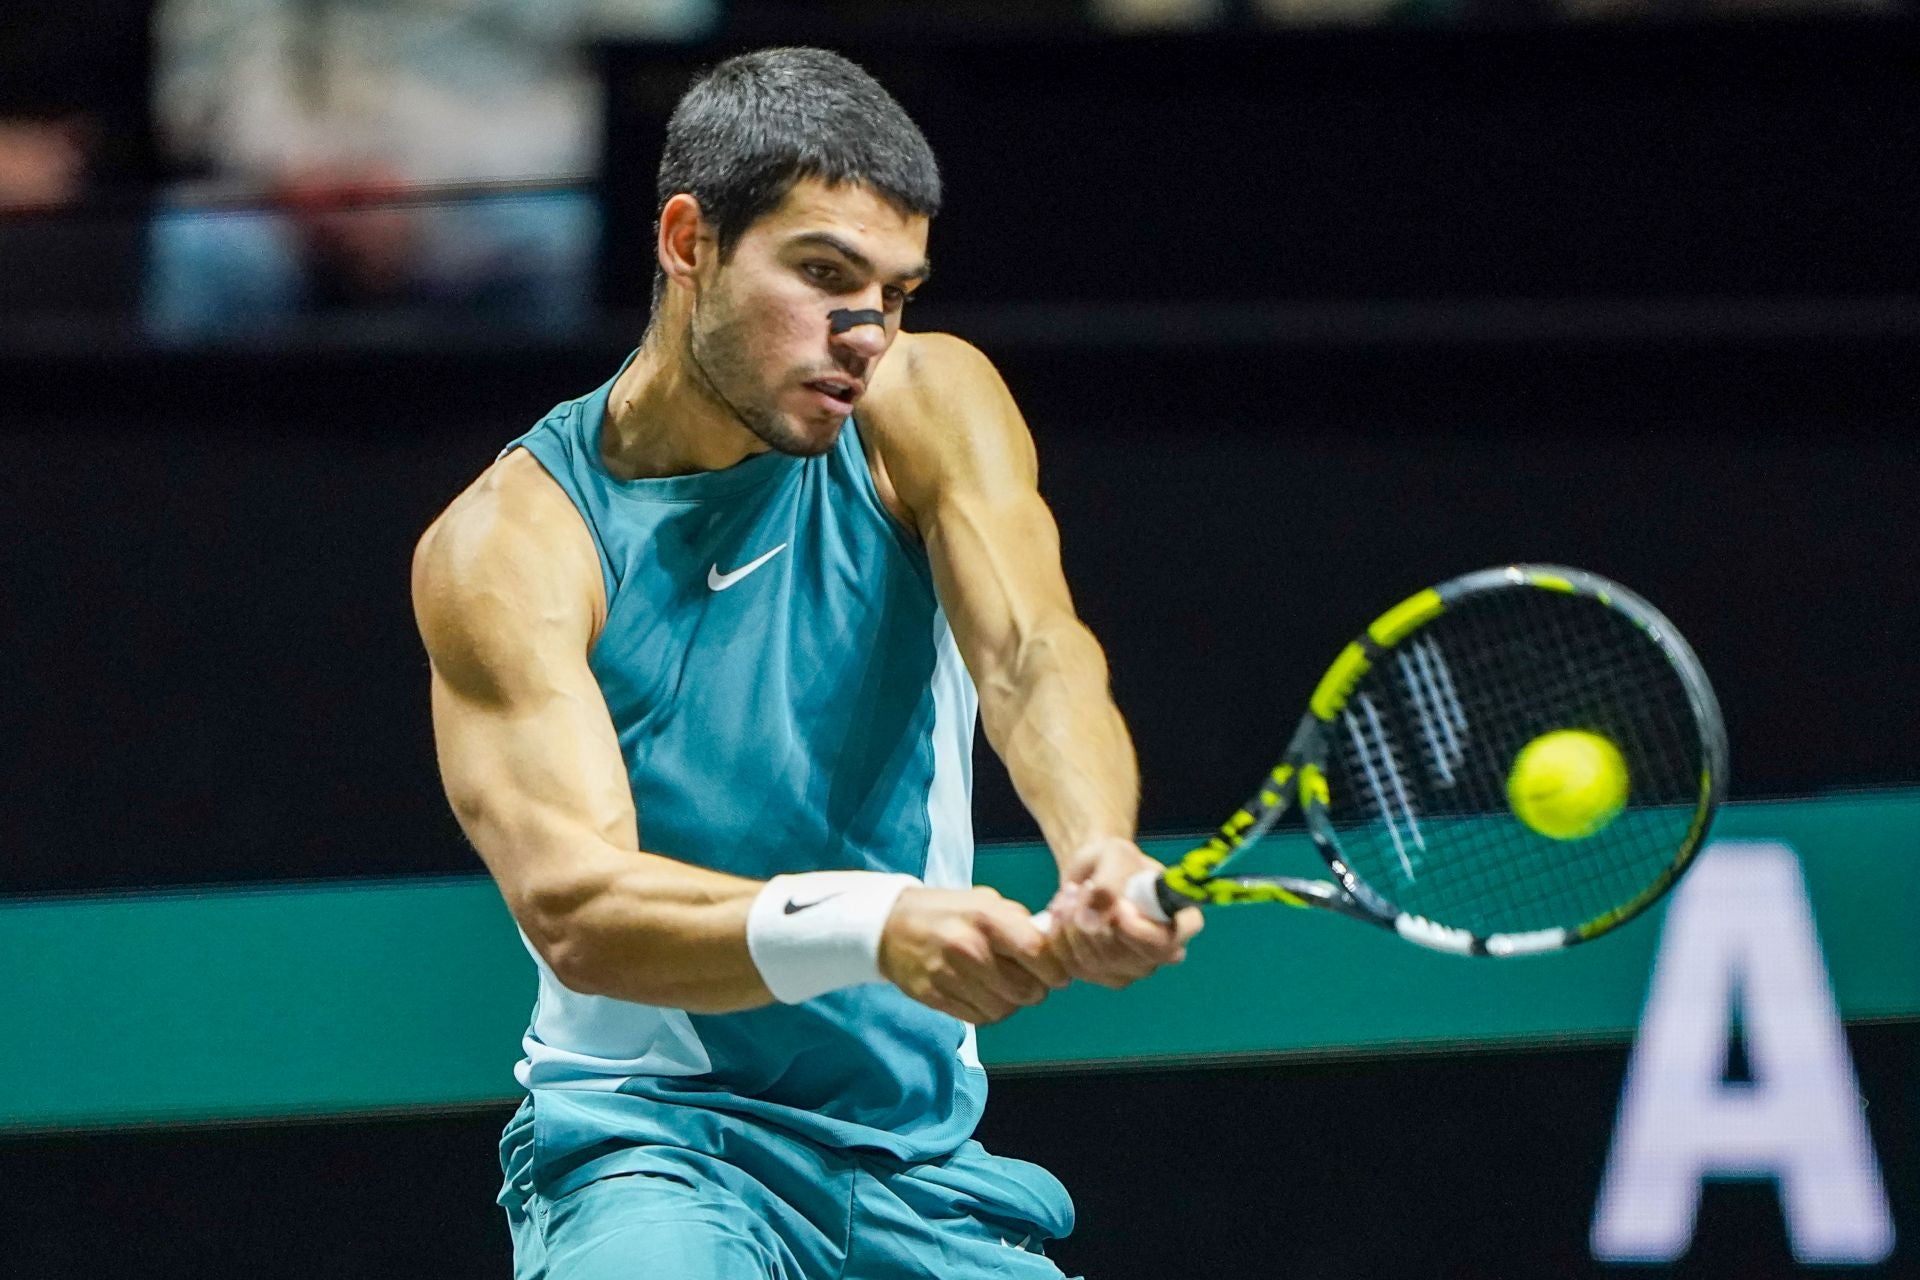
[{"xmin": 600, "ymin": 324, "xmax": 770, "ymax": 482}]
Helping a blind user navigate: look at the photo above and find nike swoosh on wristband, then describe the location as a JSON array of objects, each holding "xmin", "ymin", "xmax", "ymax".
[
  {"xmin": 708, "ymin": 542, "xmax": 788, "ymax": 591},
  {"xmin": 783, "ymin": 892, "xmax": 846, "ymax": 915}
]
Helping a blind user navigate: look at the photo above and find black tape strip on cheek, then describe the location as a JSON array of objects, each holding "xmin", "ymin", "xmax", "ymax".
[{"xmin": 828, "ymin": 308, "xmax": 887, "ymax": 334}]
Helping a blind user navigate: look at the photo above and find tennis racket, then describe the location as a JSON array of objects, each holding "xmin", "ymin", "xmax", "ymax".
[{"xmin": 1045, "ymin": 565, "xmax": 1728, "ymax": 957}]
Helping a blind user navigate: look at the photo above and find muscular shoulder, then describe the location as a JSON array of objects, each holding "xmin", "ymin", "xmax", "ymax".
[
  {"xmin": 863, "ymin": 330, "xmax": 998, "ymax": 417},
  {"xmin": 856, "ymin": 331, "xmax": 1037, "ymax": 523},
  {"xmin": 411, "ymin": 449, "xmax": 604, "ymax": 700}
]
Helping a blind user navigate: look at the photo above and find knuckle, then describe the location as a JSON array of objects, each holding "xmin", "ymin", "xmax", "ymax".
[
  {"xmin": 937, "ymin": 931, "xmax": 984, "ymax": 965},
  {"xmin": 952, "ymin": 939, "xmax": 990, "ymax": 968}
]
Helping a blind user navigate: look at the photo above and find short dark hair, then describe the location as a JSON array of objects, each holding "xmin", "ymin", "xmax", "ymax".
[{"xmin": 652, "ymin": 47, "xmax": 941, "ymax": 305}]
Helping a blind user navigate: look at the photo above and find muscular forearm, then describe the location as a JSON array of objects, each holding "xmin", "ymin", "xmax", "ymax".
[
  {"xmin": 981, "ymin": 620, "xmax": 1140, "ymax": 867},
  {"xmin": 521, "ymin": 842, "xmax": 775, "ymax": 1012}
]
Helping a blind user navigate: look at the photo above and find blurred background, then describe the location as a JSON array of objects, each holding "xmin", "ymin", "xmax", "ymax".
[{"xmin": 3, "ymin": 0, "xmax": 1916, "ymax": 1276}]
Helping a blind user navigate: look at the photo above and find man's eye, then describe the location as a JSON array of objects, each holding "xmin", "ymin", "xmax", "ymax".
[
  {"xmin": 884, "ymin": 287, "xmax": 909, "ymax": 308},
  {"xmin": 804, "ymin": 262, "xmax": 843, "ymax": 287}
]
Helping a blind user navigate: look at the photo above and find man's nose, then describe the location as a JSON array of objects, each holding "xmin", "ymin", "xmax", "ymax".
[{"xmin": 828, "ymin": 306, "xmax": 889, "ymax": 361}]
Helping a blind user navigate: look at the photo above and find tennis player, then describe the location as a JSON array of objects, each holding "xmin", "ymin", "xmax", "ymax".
[{"xmin": 413, "ymin": 47, "xmax": 1200, "ymax": 1279}]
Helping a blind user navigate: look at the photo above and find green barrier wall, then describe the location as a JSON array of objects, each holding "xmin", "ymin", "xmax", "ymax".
[{"xmin": 4, "ymin": 791, "xmax": 1915, "ymax": 1133}]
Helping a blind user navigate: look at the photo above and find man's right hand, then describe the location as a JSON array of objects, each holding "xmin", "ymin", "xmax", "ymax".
[{"xmin": 879, "ymin": 887, "xmax": 1069, "ymax": 1025}]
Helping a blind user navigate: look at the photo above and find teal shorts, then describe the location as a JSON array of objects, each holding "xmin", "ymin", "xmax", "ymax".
[{"xmin": 498, "ymin": 1094, "xmax": 1077, "ymax": 1279}]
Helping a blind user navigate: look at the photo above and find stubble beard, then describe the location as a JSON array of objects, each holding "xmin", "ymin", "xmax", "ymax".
[{"xmin": 687, "ymin": 294, "xmax": 834, "ymax": 459}]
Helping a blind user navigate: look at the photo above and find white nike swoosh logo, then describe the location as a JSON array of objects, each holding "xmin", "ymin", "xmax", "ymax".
[{"xmin": 707, "ymin": 542, "xmax": 788, "ymax": 591}]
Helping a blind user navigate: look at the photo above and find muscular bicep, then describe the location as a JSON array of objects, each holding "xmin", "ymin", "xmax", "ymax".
[
  {"xmin": 866, "ymin": 334, "xmax": 1133, "ymax": 859},
  {"xmin": 412, "ymin": 462, "xmax": 635, "ymax": 965},
  {"xmin": 428, "ymin": 644, "xmax": 638, "ymax": 905},
  {"xmin": 924, "ymin": 480, "xmax": 1082, "ymax": 702},
  {"xmin": 874, "ymin": 335, "xmax": 1088, "ymax": 697}
]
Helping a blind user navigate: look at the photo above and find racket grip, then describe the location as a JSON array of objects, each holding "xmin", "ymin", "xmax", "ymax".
[
  {"xmin": 1029, "ymin": 868, "xmax": 1172, "ymax": 934},
  {"xmin": 1126, "ymin": 868, "xmax": 1174, "ymax": 922}
]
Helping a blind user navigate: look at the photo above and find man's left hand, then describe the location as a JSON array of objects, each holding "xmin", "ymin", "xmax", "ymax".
[{"xmin": 1043, "ymin": 836, "xmax": 1203, "ymax": 989}]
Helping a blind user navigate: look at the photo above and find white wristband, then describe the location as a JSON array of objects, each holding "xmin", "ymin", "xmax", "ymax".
[{"xmin": 746, "ymin": 871, "xmax": 920, "ymax": 1004}]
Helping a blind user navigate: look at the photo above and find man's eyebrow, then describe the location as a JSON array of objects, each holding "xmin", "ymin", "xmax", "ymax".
[{"xmin": 788, "ymin": 232, "xmax": 931, "ymax": 283}]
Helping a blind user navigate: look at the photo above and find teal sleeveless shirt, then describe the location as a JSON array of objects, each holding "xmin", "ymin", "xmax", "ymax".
[{"xmin": 497, "ymin": 354, "xmax": 987, "ymax": 1186}]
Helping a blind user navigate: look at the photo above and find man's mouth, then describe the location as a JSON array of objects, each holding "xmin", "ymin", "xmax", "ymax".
[{"xmin": 805, "ymin": 378, "xmax": 862, "ymax": 411}]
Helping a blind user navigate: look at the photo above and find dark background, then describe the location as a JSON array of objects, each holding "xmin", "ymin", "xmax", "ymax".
[{"xmin": 3, "ymin": 11, "xmax": 1915, "ymax": 1278}]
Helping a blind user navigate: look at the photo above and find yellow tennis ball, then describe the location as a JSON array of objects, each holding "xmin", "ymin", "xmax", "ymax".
[{"xmin": 1508, "ymin": 730, "xmax": 1629, "ymax": 840}]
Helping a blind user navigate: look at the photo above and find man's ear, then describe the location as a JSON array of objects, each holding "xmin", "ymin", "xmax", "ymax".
[{"xmin": 657, "ymin": 193, "xmax": 707, "ymax": 293}]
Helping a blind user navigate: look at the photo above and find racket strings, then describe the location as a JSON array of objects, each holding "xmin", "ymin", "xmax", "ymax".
[
  {"xmin": 1382, "ymin": 604, "xmax": 1692, "ymax": 927},
  {"xmin": 1415, "ymin": 601, "xmax": 1695, "ymax": 925},
  {"xmin": 1322, "ymin": 588, "xmax": 1707, "ymax": 937}
]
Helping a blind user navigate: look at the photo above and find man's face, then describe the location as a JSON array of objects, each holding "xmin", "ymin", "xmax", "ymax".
[{"xmin": 686, "ymin": 177, "xmax": 930, "ymax": 457}]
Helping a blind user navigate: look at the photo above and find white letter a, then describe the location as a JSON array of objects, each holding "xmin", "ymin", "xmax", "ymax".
[{"xmin": 1590, "ymin": 841, "xmax": 1894, "ymax": 1264}]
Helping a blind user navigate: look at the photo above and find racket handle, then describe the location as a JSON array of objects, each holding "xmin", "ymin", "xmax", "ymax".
[
  {"xmin": 1126, "ymin": 867, "xmax": 1174, "ymax": 922},
  {"xmin": 1030, "ymin": 868, "xmax": 1172, "ymax": 934}
]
